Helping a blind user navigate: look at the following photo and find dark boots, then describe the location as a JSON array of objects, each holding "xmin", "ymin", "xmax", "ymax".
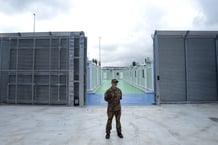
[
  {"xmin": 117, "ymin": 132, "xmax": 124, "ymax": 138},
  {"xmin": 117, "ymin": 128, "xmax": 124, "ymax": 138},
  {"xmin": 105, "ymin": 132, "xmax": 123, "ymax": 139},
  {"xmin": 105, "ymin": 133, "xmax": 110, "ymax": 139}
]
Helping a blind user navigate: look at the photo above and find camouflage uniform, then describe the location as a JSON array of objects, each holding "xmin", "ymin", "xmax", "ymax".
[{"xmin": 104, "ymin": 86, "xmax": 122, "ymax": 134}]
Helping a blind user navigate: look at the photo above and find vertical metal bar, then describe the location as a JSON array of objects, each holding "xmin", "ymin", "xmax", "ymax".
[
  {"xmin": 79, "ymin": 35, "xmax": 85, "ymax": 106},
  {"xmin": 153, "ymin": 31, "xmax": 160, "ymax": 104},
  {"xmin": 6, "ymin": 38, "xmax": 11, "ymax": 103},
  {"xmin": 144, "ymin": 68, "xmax": 147, "ymax": 90},
  {"xmin": 99, "ymin": 37, "xmax": 102, "ymax": 86},
  {"xmin": 32, "ymin": 38, "xmax": 35, "ymax": 104},
  {"xmin": 0, "ymin": 37, "xmax": 3, "ymax": 103},
  {"xmin": 68, "ymin": 32, "xmax": 76, "ymax": 105},
  {"xmin": 84, "ymin": 37, "xmax": 87, "ymax": 105},
  {"xmin": 215, "ymin": 34, "xmax": 218, "ymax": 101},
  {"xmin": 66, "ymin": 38, "xmax": 69, "ymax": 104},
  {"xmin": 48, "ymin": 37, "xmax": 51, "ymax": 104},
  {"xmin": 15, "ymin": 37, "xmax": 19, "ymax": 104},
  {"xmin": 184, "ymin": 31, "xmax": 189, "ymax": 103},
  {"xmin": 68, "ymin": 33, "xmax": 75, "ymax": 106},
  {"xmin": 151, "ymin": 61, "xmax": 154, "ymax": 91},
  {"xmin": 33, "ymin": 13, "xmax": 36, "ymax": 33},
  {"xmin": 0, "ymin": 37, "xmax": 2, "ymax": 103},
  {"xmin": 58, "ymin": 37, "xmax": 61, "ymax": 102},
  {"xmin": 6, "ymin": 84, "xmax": 9, "ymax": 104}
]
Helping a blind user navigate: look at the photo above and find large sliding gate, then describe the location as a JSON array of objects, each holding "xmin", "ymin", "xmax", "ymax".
[
  {"xmin": 0, "ymin": 32, "xmax": 87, "ymax": 106},
  {"xmin": 154, "ymin": 31, "xmax": 218, "ymax": 103}
]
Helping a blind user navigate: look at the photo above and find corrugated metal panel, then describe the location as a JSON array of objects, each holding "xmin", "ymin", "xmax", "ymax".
[
  {"xmin": 158, "ymin": 38, "xmax": 186, "ymax": 102},
  {"xmin": 0, "ymin": 39, "xmax": 10, "ymax": 103},
  {"xmin": 35, "ymin": 48, "xmax": 49, "ymax": 70},
  {"xmin": 187, "ymin": 38, "xmax": 217, "ymax": 101},
  {"xmin": 0, "ymin": 39, "xmax": 2, "ymax": 103},
  {"xmin": 0, "ymin": 32, "xmax": 87, "ymax": 106},
  {"xmin": 17, "ymin": 85, "xmax": 32, "ymax": 104},
  {"xmin": 154, "ymin": 30, "xmax": 218, "ymax": 104}
]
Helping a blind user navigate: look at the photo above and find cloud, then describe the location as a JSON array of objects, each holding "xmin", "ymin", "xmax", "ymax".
[
  {"xmin": 100, "ymin": 37, "xmax": 153, "ymax": 67},
  {"xmin": 84, "ymin": 0, "xmax": 164, "ymax": 66},
  {"xmin": 0, "ymin": 0, "xmax": 72, "ymax": 20},
  {"xmin": 1, "ymin": 0, "xmax": 217, "ymax": 67},
  {"xmin": 193, "ymin": 0, "xmax": 218, "ymax": 27},
  {"xmin": 96, "ymin": 0, "xmax": 198, "ymax": 66}
]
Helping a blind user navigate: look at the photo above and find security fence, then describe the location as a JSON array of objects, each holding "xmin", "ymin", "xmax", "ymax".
[{"xmin": 0, "ymin": 32, "xmax": 87, "ymax": 106}]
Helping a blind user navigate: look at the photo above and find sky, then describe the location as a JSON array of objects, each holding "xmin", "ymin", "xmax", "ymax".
[{"xmin": 0, "ymin": 0, "xmax": 218, "ymax": 66}]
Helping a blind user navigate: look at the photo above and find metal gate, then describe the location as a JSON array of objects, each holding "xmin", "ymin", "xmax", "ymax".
[
  {"xmin": 154, "ymin": 31, "xmax": 218, "ymax": 104},
  {"xmin": 0, "ymin": 32, "xmax": 87, "ymax": 106}
]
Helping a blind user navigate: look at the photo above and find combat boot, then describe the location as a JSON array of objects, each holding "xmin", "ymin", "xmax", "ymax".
[
  {"xmin": 105, "ymin": 133, "xmax": 110, "ymax": 139},
  {"xmin": 117, "ymin": 132, "xmax": 124, "ymax": 138}
]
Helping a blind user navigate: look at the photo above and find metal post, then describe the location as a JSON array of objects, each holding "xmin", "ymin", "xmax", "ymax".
[
  {"xmin": 184, "ymin": 31, "xmax": 189, "ymax": 103},
  {"xmin": 32, "ymin": 38, "xmax": 36, "ymax": 104},
  {"xmin": 99, "ymin": 37, "xmax": 102, "ymax": 85},
  {"xmin": 33, "ymin": 13, "xmax": 36, "ymax": 33},
  {"xmin": 66, "ymin": 38, "xmax": 69, "ymax": 104},
  {"xmin": 99, "ymin": 37, "xmax": 101, "ymax": 66},
  {"xmin": 153, "ymin": 31, "xmax": 160, "ymax": 104},
  {"xmin": 15, "ymin": 38, "xmax": 19, "ymax": 104},
  {"xmin": 48, "ymin": 37, "xmax": 52, "ymax": 104},
  {"xmin": 68, "ymin": 33, "xmax": 75, "ymax": 106},
  {"xmin": 58, "ymin": 38, "xmax": 61, "ymax": 102},
  {"xmin": 215, "ymin": 34, "xmax": 218, "ymax": 101},
  {"xmin": 79, "ymin": 36, "xmax": 84, "ymax": 106},
  {"xmin": 0, "ymin": 37, "xmax": 2, "ymax": 103},
  {"xmin": 7, "ymin": 38, "xmax": 11, "ymax": 103}
]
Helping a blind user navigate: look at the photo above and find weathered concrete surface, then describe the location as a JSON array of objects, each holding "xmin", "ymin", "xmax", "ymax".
[{"xmin": 0, "ymin": 104, "xmax": 218, "ymax": 145}]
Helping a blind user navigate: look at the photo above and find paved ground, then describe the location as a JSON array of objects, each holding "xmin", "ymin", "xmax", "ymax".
[
  {"xmin": 86, "ymin": 80, "xmax": 154, "ymax": 105},
  {"xmin": 0, "ymin": 104, "xmax": 218, "ymax": 145},
  {"xmin": 95, "ymin": 80, "xmax": 145, "ymax": 94}
]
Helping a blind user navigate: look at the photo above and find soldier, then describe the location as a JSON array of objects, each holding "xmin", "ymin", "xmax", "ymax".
[{"xmin": 104, "ymin": 79, "xmax": 124, "ymax": 139}]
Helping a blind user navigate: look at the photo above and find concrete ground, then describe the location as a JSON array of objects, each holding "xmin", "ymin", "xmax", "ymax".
[{"xmin": 0, "ymin": 104, "xmax": 218, "ymax": 145}]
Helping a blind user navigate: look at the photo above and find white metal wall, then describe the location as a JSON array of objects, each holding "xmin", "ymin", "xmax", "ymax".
[
  {"xmin": 102, "ymin": 68, "xmax": 126, "ymax": 80},
  {"xmin": 86, "ymin": 61, "xmax": 101, "ymax": 93},
  {"xmin": 122, "ymin": 64, "xmax": 154, "ymax": 92},
  {"xmin": 102, "ymin": 65, "xmax": 154, "ymax": 92}
]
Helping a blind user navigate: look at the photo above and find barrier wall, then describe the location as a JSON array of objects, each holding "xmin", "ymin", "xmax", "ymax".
[
  {"xmin": 86, "ymin": 61, "xmax": 101, "ymax": 93},
  {"xmin": 154, "ymin": 30, "xmax": 218, "ymax": 104},
  {"xmin": 0, "ymin": 32, "xmax": 87, "ymax": 106}
]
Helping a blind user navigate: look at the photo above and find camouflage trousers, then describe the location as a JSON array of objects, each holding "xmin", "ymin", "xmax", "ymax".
[{"xmin": 106, "ymin": 110, "xmax": 122, "ymax": 134}]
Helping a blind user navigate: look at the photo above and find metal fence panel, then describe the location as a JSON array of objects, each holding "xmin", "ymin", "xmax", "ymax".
[
  {"xmin": 154, "ymin": 31, "xmax": 218, "ymax": 104},
  {"xmin": 158, "ymin": 38, "xmax": 186, "ymax": 102},
  {"xmin": 0, "ymin": 32, "xmax": 87, "ymax": 106},
  {"xmin": 187, "ymin": 38, "xmax": 217, "ymax": 101}
]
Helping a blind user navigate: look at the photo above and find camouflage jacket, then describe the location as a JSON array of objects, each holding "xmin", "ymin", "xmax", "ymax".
[{"xmin": 104, "ymin": 87, "xmax": 122, "ymax": 111}]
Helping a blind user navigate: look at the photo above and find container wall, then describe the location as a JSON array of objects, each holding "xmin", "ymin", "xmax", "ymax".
[
  {"xmin": 158, "ymin": 37, "xmax": 186, "ymax": 103},
  {"xmin": 122, "ymin": 64, "xmax": 154, "ymax": 92},
  {"xmin": 86, "ymin": 61, "xmax": 102, "ymax": 93},
  {"xmin": 102, "ymin": 65, "xmax": 154, "ymax": 93},
  {"xmin": 0, "ymin": 32, "xmax": 87, "ymax": 106},
  {"xmin": 187, "ymin": 38, "xmax": 217, "ymax": 101},
  {"xmin": 153, "ymin": 31, "xmax": 218, "ymax": 103}
]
